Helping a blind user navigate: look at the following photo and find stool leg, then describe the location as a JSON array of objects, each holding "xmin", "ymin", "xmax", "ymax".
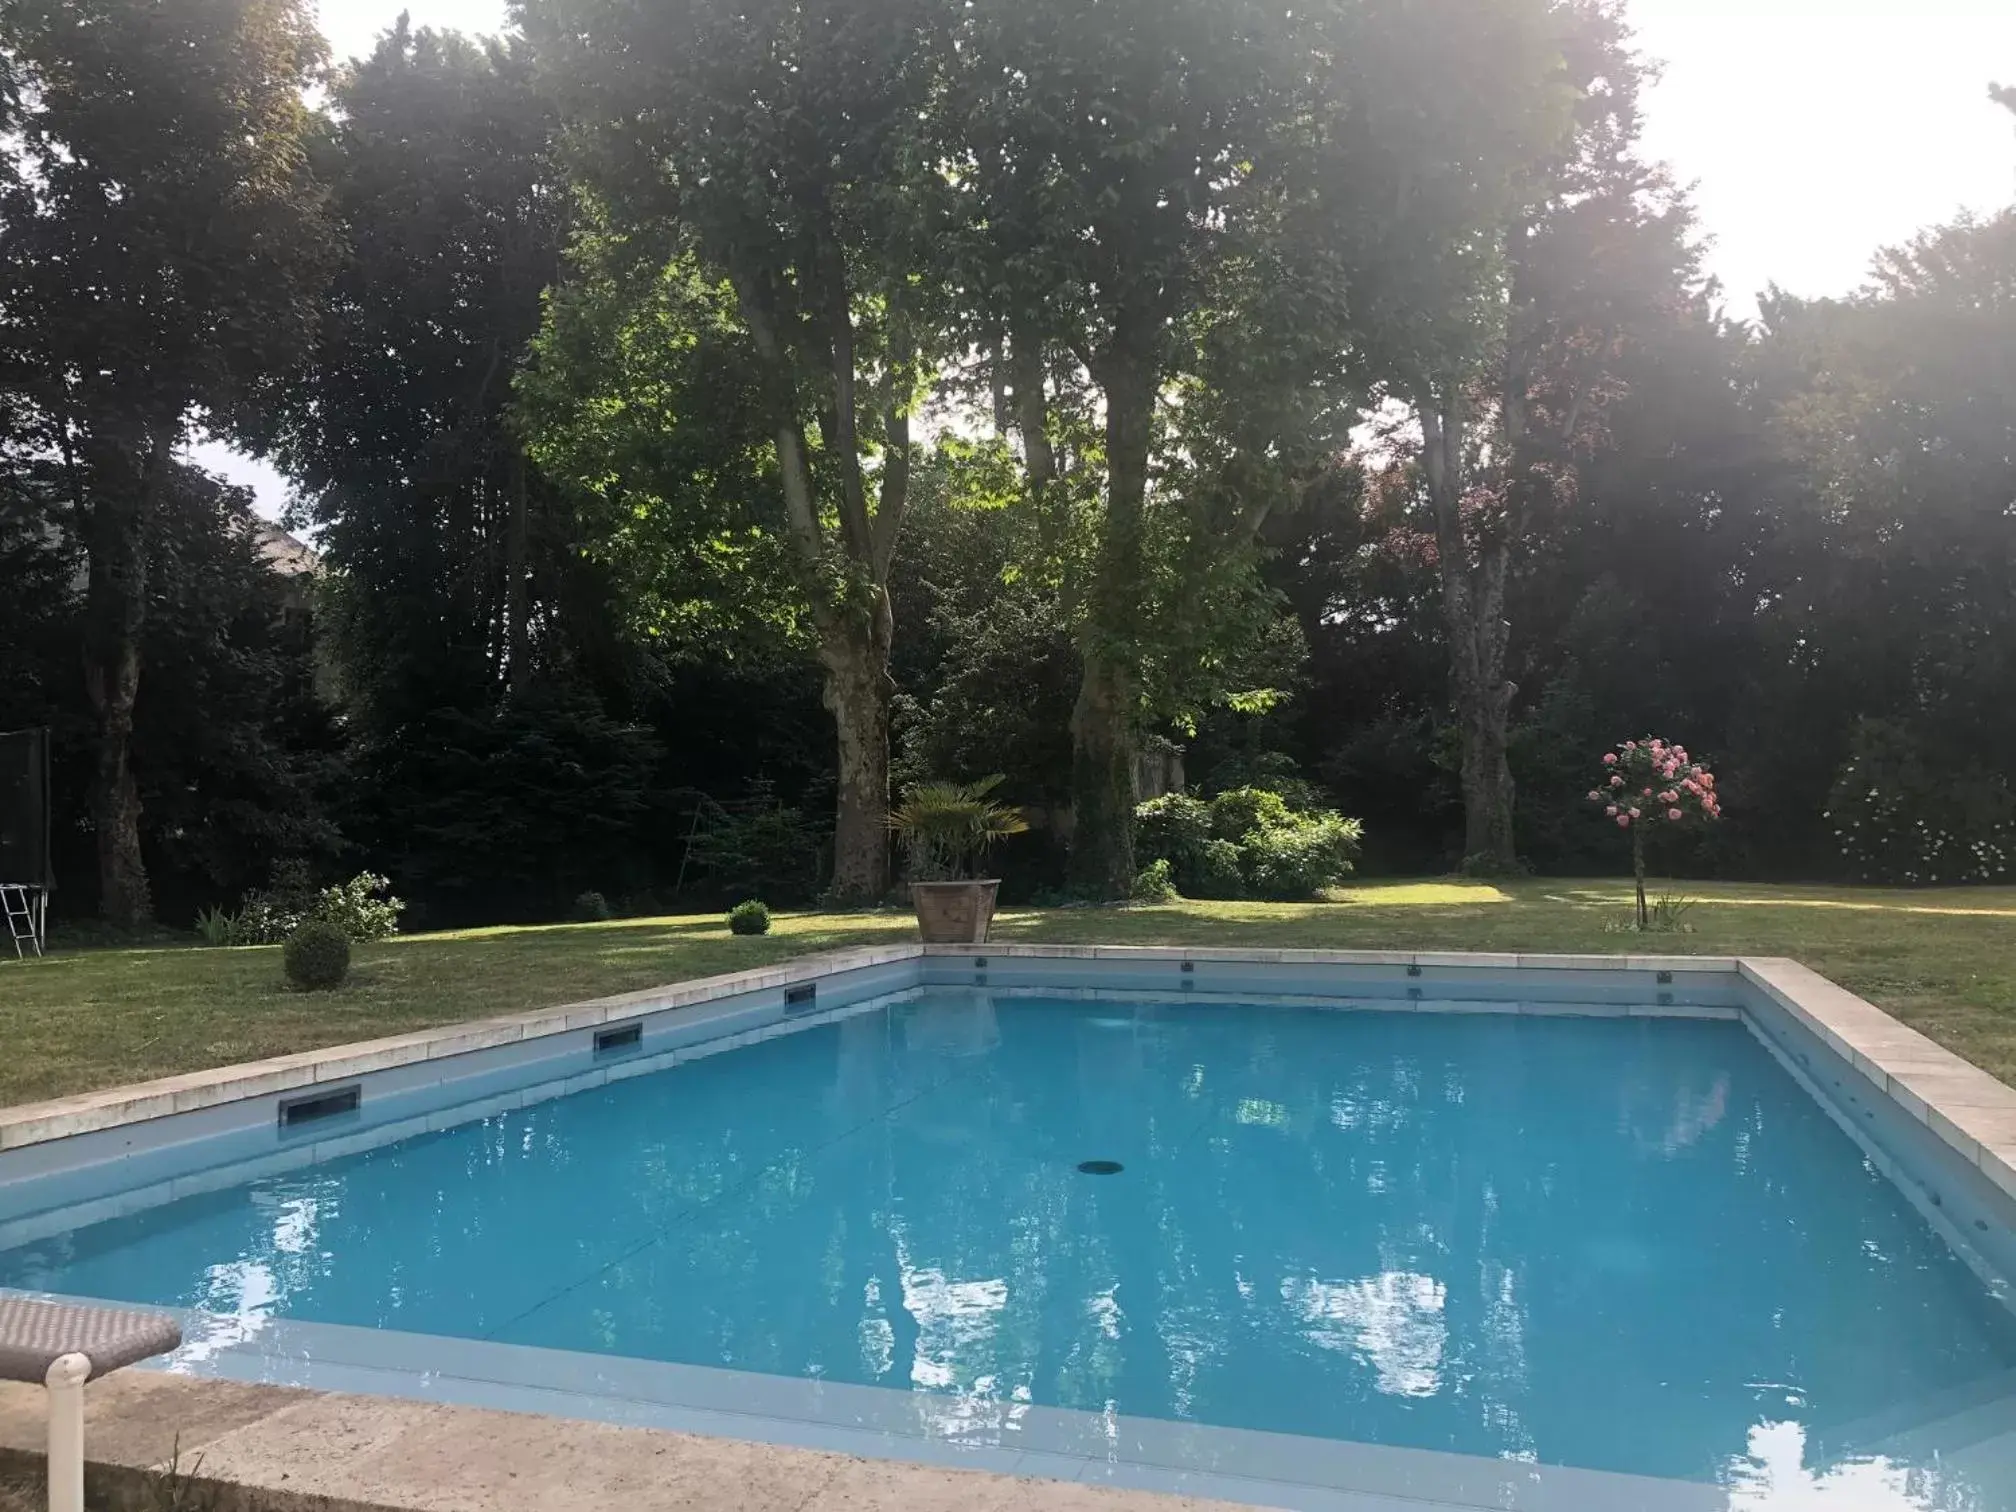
[{"xmin": 45, "ymin": 1353, "xmax": 90, "ymax": 1512}]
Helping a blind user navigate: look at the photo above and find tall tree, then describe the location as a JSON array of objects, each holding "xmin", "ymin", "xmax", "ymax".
[
  {"xmin": 1403, "ymin": 0, "xmax": 1699, "ymax": 871},
  {"xmin": 521, "ymin": 0, "xmax": 952, "ymax": 901},
  {"xmin": 259, "ymin": 21, "xmax": 569, "ymax": 731},
  {"xmin": 953, "ymin": 0, "xmax": 1569, "ymax": 895},
  {"xmin": 0, "ymin": 0, "xmax": 330, "ymax": 925},
  {"xmin": 0, "ymin": 459, "xmax": 340, "ymax": 921}
]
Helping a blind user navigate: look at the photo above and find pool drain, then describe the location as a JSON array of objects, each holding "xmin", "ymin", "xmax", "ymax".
[{"xmin": 1077, "ymin": 1159, "xmax": 1124, "ymax": 1176}]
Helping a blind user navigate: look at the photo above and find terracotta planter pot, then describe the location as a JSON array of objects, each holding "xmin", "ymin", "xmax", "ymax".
[{"xmin": 909, "ymin": 879, "xmax": 1001, "ymax": 944}]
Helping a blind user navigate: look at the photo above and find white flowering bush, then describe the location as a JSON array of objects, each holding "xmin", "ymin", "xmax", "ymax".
[{"xmin": 1825, "ymin": 720, "xmax": 2016, "ymax": 885}]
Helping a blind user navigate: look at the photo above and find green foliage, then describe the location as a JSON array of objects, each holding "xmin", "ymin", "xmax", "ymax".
[
  {"xmin": 1826, "ymin": 720, "xmax": 2016, "ymax": 885},
  {"xmin": 260, "ymin": 22, "xmax": 574, "ymax": 736},
  {"xmin": 681, "ymin": 800, "xmax": 827, "ymax": 907},
  {"xmin": 573, "ymin": 890, "xmax": 612, "ymax": 922},
  {"xmin": 194, "ymin": 907, "xmax": 238, "ymax": 948},
  {"xmin": 1134, "ymin": 796, "xmax": 1213, "ymax": 878},
  {"xmin": 312, "ymin": 873, "xmax": 405, "ymax": 942},
  {"xmin": 889, "ymin": 455, "xmax": 1079, "ymax": 812},
  {"xmin": 137, "ymin": 1437, "xmax": 218, "ymax": 1512},
  {"xmin": 0, "ymin": 0, "xmax": 335, "ymax": 925},
  {"xmin": 521, "ymin": 0, "xmax": 960, "ymax": 902},
  {"xmin": 0, "ymin": 464, "xmax": 341, "ymax": 926},
  {"xmin": 223, "ymin": 866, "xmax": 406, "ymax": 944},
  {"xmin": 282, "ymin": 920, "xmax": 352, "ymax": 991},
  {"xmin": 726, "ymin": 900, "xmax": 771, "ymax": 936},
  {"xmin": 350, "ymin": 685, "xmax": 662, "ymax": 923},
  {"xmin": 1135, "ymin": 788, "xmax": 1361, "ymax": 900},
  {"xmin": 520, "ymin": 233, "xmax": 803, "ymax": 657},
  {"xmin": 889, "ymin": 777, "xmax": 1029, "ymax": 882},
  {"xmin": 1206, "ymin": 788, "xmax": 1293, "ymax": 845},
  {"xmin": 232, "ymin": 860, "xmax": 320, "ymax": 945},
  {"xmin": 947, "ymin": 0, "xmax": 1573, "ymax": 895},
  {"xmin": 1646, "ymin": 892, "xmax": 1697, "ymax": 933},
  {"xmin": 1130, "ymin": 859, "xmax": 1180, "ymax": 904},
  {"xmin": 1241, "ymin": 809, "xmax": 1366, "ymax": 902},
  {"xmin": 1196, "ymin": 840, "xmax": 1248, "ymax": 899}
]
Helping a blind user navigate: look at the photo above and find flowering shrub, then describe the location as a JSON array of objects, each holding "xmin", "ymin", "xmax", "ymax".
[
  {"xmin": 1824, "ymin": 719, "xmax": 2015, "ymax": 885},
  {"xmin": 1135, "ymin": 788, "xmax": 1363, "ymax": 900},
  {"xmin": 210, "ymin": 865, "xmax": 406, "ymax": 945},
  {"xmin": 1586, "ymin": 737, "xmax": 1720, "ymax": 928}
]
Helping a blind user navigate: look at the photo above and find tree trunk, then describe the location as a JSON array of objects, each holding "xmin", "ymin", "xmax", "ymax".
[
  {"xmin": 819, "ymin": 595, "xmax": 895, "ymax": 906},
  {"xmin": 81, "ymin": 435, "xmax": 164, "ymax": 928},
  {"xmin": 1068, "ymin": 646, "xmax": 1138, "ymax": 898},
  {"xmin": 1422, "ymin": 394, "xmax": 1518, "ymax": 874},
  {"xmin": 1457, "ymin": 689, "xmax": 1517, "ymax": 875},
  {"xmin": 1068, "ymin": 356, "xmax": 1154, "ymax": 899},
  {"xmin": 1631, "ymin": 825, "xmax": 1648, "ymax": 929}
]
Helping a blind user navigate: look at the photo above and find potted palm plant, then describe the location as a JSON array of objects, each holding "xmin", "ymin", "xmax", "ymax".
[{"xmin": 889, "ymin": 775, "xmax": 1028, "ymax": 944}]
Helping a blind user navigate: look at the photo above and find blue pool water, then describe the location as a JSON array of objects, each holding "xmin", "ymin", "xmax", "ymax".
[{"xmin": 6, "ymin": 991, "xmax": 2016, "ymax": 1497}]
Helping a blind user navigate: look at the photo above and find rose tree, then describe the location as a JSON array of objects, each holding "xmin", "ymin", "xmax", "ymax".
[{"xmin": 1587, "ymin": 738, "xmax": 1721, "ymax": 928}]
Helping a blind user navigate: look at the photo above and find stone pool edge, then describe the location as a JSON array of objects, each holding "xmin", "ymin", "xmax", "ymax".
[
  {"xmin": 0, "ymin": 941, "xmax": 924, "ymax": 1151},
  {"xmin": 0, "ymin": 1368, "xmax": 1247, "ymax": 1512}
]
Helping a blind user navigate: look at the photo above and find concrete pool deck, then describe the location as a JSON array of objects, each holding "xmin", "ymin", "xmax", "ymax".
[{"xmin": 0, "ymin": 1371, "xmax": 1246, "ymax": 1512}]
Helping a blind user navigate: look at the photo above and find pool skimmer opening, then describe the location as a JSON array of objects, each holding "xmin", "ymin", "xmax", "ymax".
[{"xmin": 1077, "ymin": 1159, "xmax": 1124, "ymax": 1176}]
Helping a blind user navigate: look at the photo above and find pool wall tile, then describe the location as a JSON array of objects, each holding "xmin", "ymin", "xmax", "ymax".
[{"xmin": 1738, "ymin": 970, "xmax": 2016, "ymax": 1298}]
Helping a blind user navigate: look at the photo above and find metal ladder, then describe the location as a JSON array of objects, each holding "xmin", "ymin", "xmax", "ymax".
[{"xmin": 2, "ymin": 883, "xmax": 43, "ymax": 959}]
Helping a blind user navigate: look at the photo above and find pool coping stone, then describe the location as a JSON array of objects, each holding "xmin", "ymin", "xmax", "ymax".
[{"xmin": 0, "ymin": 1369, "xmax": 1268, "ymax": 1512}]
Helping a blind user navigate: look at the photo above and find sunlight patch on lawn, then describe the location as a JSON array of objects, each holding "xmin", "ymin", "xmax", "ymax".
[
  {"xmin": 1545, "ymin": 886, "xmax": 2016, "ymax": 920},
  {"xmin": 1329, "ymin": 882, "xmax": 1512, "ymax": 907},
  {"xmin": 392, "ymin": 915, "xmax": 732, "ymax": 944}
]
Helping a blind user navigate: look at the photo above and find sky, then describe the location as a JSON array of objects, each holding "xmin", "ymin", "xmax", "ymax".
[{"xmin": 197, "ymin": 0, "xmax": 2016, "ymax": 519}]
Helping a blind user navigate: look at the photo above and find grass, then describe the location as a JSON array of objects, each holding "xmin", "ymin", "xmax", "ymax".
[{"xmin": 2, "ymin": 877, "xmax": 2014, "ymax": 1109}]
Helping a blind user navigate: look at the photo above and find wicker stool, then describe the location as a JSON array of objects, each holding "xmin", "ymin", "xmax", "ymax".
[{"xmin": 0, "ymin": 1295, "xmax": 182, "ymax": 1512}]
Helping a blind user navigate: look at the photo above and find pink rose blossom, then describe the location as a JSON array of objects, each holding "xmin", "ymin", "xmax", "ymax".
[
  {"xmin": 1628, "ymin": 807, "xmax": 1641, "ymax": 819},
  {"xmin": 1668, "ymin": 807, "xmax": 1683, "ymax": 821},
  {"xmin": 1588, "ymin": 789, "xmax": 1604, "ymax": 801},
  {"xmin": 1606, "ymin": 805, "xmax": 1619, "ymax": 816},
  {"xmin": 1659, "ymin": 791, "xmax": 1677, "ymax": 804},
  {"xmin": 1603, "ymin": 752, "xmax": 1618, "ymax": 765},
  {"xmin": 1616, "ymin": 815, "xmax": 1630, "ymax": 828},
  {"xmin": 1610, "ymin": 775, "xmax": 1624, "ymax": 788}
]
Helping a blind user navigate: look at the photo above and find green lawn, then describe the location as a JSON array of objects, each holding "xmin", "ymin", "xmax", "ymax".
[{"xmin": 4, "ymin": 877, "xmax": 2015, "ymax": 1109}]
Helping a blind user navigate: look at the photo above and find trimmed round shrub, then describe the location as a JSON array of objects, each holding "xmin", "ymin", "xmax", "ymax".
[
  {"xmin": 283, "ymin": 920, "xmax": 352, "ymax": 991},
  {"xmin": 573, "ymin": 889, "xmax": 612, "ymax": 922},
  {"xmin": 727, "ymin": 899, "xmax": 771, "ymax": 936}
]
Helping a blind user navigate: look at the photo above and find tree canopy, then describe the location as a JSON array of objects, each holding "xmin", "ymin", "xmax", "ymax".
[{"xmin": 3, "ymin": 0, "xmax": 2014, "ymax": 926}]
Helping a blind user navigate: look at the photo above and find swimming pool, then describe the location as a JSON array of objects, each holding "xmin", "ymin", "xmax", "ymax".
[{"xmin": 4, "ymin": 947, "xmax": 2015, "ymax": 1510}]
